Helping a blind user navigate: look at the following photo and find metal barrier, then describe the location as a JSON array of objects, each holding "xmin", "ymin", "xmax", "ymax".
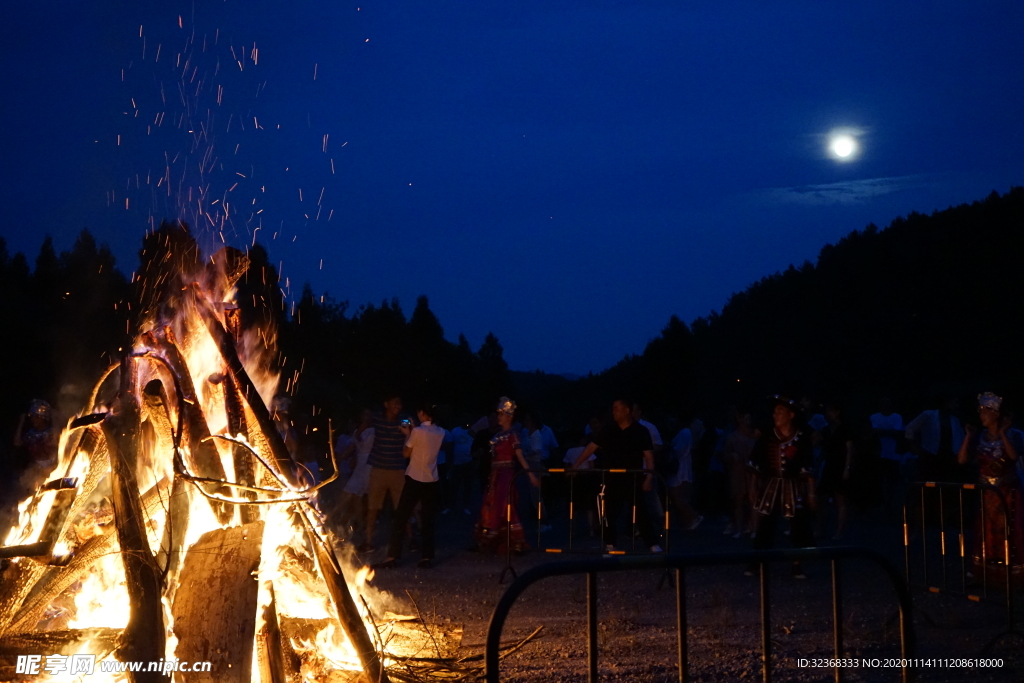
[
  {"xmin": 903, "ymin": 481, "xmax": 1022, "ymax": 649},
  {"xmin": 484, "ymin": 548, "xmax": 915, "ymax": 683},
  {"xmin": 499, "ymin": 468, "xmax": 674, "ymax": 583}
]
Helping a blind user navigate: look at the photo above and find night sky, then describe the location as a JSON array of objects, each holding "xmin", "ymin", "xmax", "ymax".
[{"xmin": 2, "ymin": 1, "xmax": 1022, "ymax": 373}]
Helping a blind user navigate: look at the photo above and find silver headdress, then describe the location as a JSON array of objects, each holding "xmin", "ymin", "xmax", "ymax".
[
  {"xmin": 496, "ymin": 396, "xmax": 517, "ymax": 416},
  {"xmin": 28, "ymin": 399, "xmax": 51, "ymax": 420},
  {"xmin": 977, "ymin": 391, "xmax": 1002, "ymax": 412}
]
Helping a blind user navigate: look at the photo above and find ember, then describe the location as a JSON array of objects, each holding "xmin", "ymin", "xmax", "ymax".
[{"xmin": 0, "ymin": 229, "xmax": 392, "ymax": 682}]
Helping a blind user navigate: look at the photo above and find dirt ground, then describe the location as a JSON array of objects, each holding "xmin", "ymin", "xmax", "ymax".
[{"xmin": 349, "ymin": 505, "xmax": 1024, "ymax": 683}]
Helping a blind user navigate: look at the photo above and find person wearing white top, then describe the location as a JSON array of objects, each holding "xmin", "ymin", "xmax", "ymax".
[
  {"xmin": 634, "ymin": 405, "xmax": 667, "ymax": 532},
  {"xmin": 905, "ymin": 398, "xmax": 966, "ymax": 481},
  {"xmin": 377, "ymin": 404, "xmax": 445, "ymax": 568},
  {"xmin": 446, "ymin": 423, "xmax": 476, "ymax": 513},
  {"xmin": 667, "ymin": 427, "xmax": 702, "ymax": 529},
  {"xmin": 870, "ymin": 398, "xmax": 904, "ymax": 516},
  {"xmin": 333, "ymin": 409, "xmax": 375, "ymax": 544}
]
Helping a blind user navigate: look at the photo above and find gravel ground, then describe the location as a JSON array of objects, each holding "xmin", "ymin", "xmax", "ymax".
[{"xmin": 349, "ymin": 505, "xmax": 1024, "ymax": 683}]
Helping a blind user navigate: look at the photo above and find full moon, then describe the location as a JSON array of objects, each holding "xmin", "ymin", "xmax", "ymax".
[{"xmin": 831, "ymin": 135, "xmax": 857, "ymax": 158}]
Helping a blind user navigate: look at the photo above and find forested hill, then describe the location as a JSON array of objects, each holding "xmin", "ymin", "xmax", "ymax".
[
  {"xmin": 570, "ymin": 187, "xmax": 1024, "ymax": 420},
  {"xmin": 1, "ymin": 188, "xmax": 1022, "ymax": 445}
]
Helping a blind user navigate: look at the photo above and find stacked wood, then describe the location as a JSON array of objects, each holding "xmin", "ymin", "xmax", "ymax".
[
  {"xmin": 6, "ymin": 477, "xmax": 171, "ymax": 635},
  {"xmin": 0, "ymin": 244, "xmax": 392, "ymax": 683},
  {"xmin": 172, "ymin": 521, "xmax": 264, "ymax": 682}
]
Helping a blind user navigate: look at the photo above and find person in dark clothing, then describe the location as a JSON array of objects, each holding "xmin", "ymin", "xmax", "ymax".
[
  {"xmin": 749, "ymin": 395, "xmax": 816, "ymax": 578},
  {"xmin": 573, "ymin": 398, "xmax": 662, "ymax": 553},
  {"xmin": 817, "ymin": 402, "xmax": 855, "ymax": 540}
]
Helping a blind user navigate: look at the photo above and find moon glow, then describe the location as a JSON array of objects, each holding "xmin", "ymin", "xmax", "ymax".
[{"xmin": 831, "ymin": 135, "xmax": 856, "ymax": 158}]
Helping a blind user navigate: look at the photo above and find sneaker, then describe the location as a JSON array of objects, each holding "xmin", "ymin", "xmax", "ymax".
[
  {"xmin": 791, "ymin": 563, "xmax": 807, "ymax": 580},
  {"xmin": 732, "ymin": 531, "xmax": 743, "ymax": 539},
  {"xmin": 743, "ymin": 563, "xmax": 756, "ymax": 577},
  {"xmin": 417, "ymin": 558, "xmax": 433, "ymax": 569},
  {"xmin": 441, "ymin": 508, "xmax": 451, "ymax": 515},
  {"xmin": 649, "ymin": 545, "xmax": 664, "ymax": 554},
  {"xmin": 688, "ymin": 515, "xmax": 704, "ymax": 531},
  {"xmin": 463, "ymin": 508, "xmax": 472, "ymax": 515},
  {"xmin": 539, "ymin": 524, "xmax": 553, "ymax": 533},
  {"xmin": 605, "ymin": 544, "xmax": 617, "ymax": 553}
]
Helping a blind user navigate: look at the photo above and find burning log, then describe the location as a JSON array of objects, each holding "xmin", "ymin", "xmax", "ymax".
[
  {"xmin": 172, "ymin": 521, "xmax": 264, "ymax": 682},
  {"xmin": 255, "ymin": 583, "xmax": 290, "ymax": 683},
  {"xmin": 223, "ymin": 372, "xmax": 260, "ymax": 524},
  {"xmin": 144, "ymin": 330, "xmax": 234, "ymax": 524},
  {"xmin": 299, "ymin": 509, "xmax": 390, "ymax": 683},
  {"xmin": 7, "ymin": 478, "xmax": 172, "ymax": 634},
  {"xmin": 102, "ymin": 356, "xmax": 165, "ymax": 682},
  {"xmin": 0, "ymin": 427, "xmax": 109, "ymax": 634},
  {"xmin": 192, "ymin": 289, "xmax": 299, "ymax": 487}
]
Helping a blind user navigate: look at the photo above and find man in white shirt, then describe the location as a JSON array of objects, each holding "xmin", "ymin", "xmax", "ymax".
[
  {"xmin": 377, "ymin": 404, "xmax": 445, "ymax": 568},
  {"xmin": 870, "ymin": 397, "xmax": 904, "ymax": 515},
  {"xmin": 905, "ymin": 396, "xmax": 965, "ymax": 482},
  {"xmin": 446, "ymin": 421, "xmax": 475, "ymax": 514},
  {"xmin": 667, "ymin": 426, "xmax": 702, "ymax": 530}
]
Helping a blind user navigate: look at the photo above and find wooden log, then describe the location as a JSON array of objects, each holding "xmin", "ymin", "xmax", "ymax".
[
  {"xmin": 297, "ymin": 509, "xmax": 389, "ymax": 683},
  {"xmin": 8, "ymin": 478, "xmax": 171, "ymax": 634},
  {"xmin": 140, "ymin": 378, "xmax": 193, "ymax": 588},
  {"xmin": 102, "ymin": 356, "xmax": 165, "ymax": 682},
  {"xmin": 223, "ymin": 373, "xmax": 259, "ymax": 524},
  {"xmin": 255, "ymin": 583, "xmax": 289, "ymax": 683},
  {"xmin": 0, "ymin": 627, "xmax": 121, "ymax": 658},
  {"xmin": 144, "ymin": 330, "xmax": 233, "ymax": 524},
  {"xmin": 0, "ymin": 427, "xmax": 110, "ymax": 635},
  {"xmin": 172, "ymin": 521, "xmax": 264, "ymax": 683},
  {"xmin": 192, "ymin": 292, "xmax": 298, "ymax": 487}
]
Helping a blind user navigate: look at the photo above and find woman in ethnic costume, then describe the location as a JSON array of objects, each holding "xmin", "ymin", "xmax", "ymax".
[
  {"xmin": 473, "ymin": 397, "xmax": 540, "ymax": 553},
  {"xmin": 957, "ymin": 392, "xmax": 1024, "ymax": 576},
  {"xmin": 748, "ymin": 395, "xmax": 817, "ymax": 578}
]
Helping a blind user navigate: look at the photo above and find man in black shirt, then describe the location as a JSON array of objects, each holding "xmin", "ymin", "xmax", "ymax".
[{"xmin": 573, "ymin": 398, "xmax": 662, "ymax": 552}]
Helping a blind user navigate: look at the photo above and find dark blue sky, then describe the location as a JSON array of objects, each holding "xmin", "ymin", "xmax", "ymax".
[{"xmin": 2, "ymin": 1, "xmax": 1022, "ymax": 373}]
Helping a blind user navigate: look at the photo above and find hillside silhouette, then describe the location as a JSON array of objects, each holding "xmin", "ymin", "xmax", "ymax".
[
  {"xmin": 1, "ymin": 187, "xmax": 1022, "ymax": 447},
  {"xmin": 568, "ymin": 187, "xmax": 1024, "ymax": 423}
]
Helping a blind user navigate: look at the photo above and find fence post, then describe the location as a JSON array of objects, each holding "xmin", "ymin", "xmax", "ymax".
[
  {"xmin": 676, "ymin": 567, "xmax": 687, "ymax": 683},
  {"xmin": 760, "ymin": 561, "xmax": 771, "ymax": 683},
  {"xmin": 588, "ymin": 571, "xmax": 599, "ymax": 683},
  {"xmin": 831, "ymin": 559, "xmax": 843, "ymax": 683}
]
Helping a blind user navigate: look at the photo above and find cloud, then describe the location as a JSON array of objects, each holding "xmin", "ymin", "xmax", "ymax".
[{"xmin": 761, "ymin": 175, "xmax": 929, "ymax": 206}]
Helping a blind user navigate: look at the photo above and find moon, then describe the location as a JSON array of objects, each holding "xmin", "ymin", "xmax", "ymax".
[{"xmin": 830, "ymin": 134, "xmax": 857, "ymax": 159}]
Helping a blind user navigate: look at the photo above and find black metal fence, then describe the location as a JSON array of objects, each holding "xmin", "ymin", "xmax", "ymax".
[
  {"xmin": 903, "ymin": 480, "xmax": 1022, "ymax": 648},
  {"xmin": 485, "ymin": 548, "xmax": 915, "ymax": 683},
  {"xmin": 500, "ymin": 468, "xmax": 675, "ymax": 583}
]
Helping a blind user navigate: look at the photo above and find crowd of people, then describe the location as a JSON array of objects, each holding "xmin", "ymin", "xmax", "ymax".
[
  {"xmin": 5, "ymin": 389, "xmax": 1023, "ymax": 581},
  {"xmin": 308, "ymin": 391, "xmax": 1024, "ymax": 579}
]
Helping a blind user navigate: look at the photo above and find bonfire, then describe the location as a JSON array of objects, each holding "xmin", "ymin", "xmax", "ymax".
[{"xmin": 0, "ymin": 227, "xmax": 438, "ymax": 682}]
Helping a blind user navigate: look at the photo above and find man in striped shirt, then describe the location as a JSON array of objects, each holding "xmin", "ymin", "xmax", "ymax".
[{"xmin": 361, "ymin": 393, "xmax": 408, "ymax": 551}]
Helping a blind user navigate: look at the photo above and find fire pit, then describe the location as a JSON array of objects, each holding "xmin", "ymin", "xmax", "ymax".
[{"xmin": 0, "ymin": 225, "xmax": 405, "ymax": 682}]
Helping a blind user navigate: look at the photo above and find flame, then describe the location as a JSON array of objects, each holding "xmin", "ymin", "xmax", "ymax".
[
  {"xmin": 355, "ymin": 566, "xmax": 375, "ymax": 587},
  {"xmin": 0, "ymin": 243, "xmax": 411, "ymax": 683}
]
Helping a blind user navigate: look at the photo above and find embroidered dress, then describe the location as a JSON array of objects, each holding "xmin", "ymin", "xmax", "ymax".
[
  {"xmin": 754, "ymin": 430, "xmax": 812, "ymax": 518},
  {"xmin": 969, "ymin": 431, "xmax": 1024, "ymax": 573},
  {"xmin": 474, "ymin": 430, "xmax": 528, "ymax": 553}
]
